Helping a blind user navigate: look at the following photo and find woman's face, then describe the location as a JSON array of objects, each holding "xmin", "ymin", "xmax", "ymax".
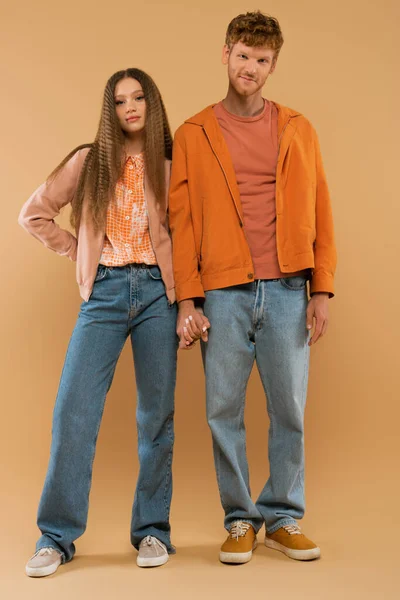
[{"xmin": 114, "ymin": 77, "xmax": 146, "ymax": 135}]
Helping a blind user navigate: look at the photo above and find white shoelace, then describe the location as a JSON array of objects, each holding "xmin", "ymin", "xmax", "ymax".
[
  {"xmin": 31, "ymin": 547, "xmax": 56, "ymax": 559},
  {"xmin": 229, "ymin": 521, "xmax": 251, "ymax": 540},
  {"xmin": 283, "ymin": 524, "xmax": 302, "ymax": 535},
  {"xmin": 141, "ymin": 535, "xmax": 166, "ymax": 551}
]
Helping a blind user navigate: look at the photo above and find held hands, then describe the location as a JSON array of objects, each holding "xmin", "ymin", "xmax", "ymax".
[
  {"xmin": 177, "ymin": 300, "xmax": 211, "ymax": 350},
  {"xmin": 176, "ymin": 293, "xmax": 328, "ymax": 349},
  {"xmin": 306, "ymin": 292, "xmax": 330, "ymax": 346}
]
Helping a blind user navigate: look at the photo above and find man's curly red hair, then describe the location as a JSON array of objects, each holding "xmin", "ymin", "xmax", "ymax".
[{"xmin": 225, "ymin": 11, "xmax": 284, "ymax": 57}]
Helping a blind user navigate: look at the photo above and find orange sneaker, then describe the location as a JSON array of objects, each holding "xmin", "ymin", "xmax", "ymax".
[
  {"xmin": 220, "ymin": 521, "xmax": 257, "ymax": 564},
  {"xmin": 264, "ymin": 524, "xmax": 321, "ymax": 560}
]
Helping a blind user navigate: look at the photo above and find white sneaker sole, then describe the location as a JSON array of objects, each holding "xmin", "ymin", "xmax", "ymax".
[
  {"xmin": 25, "ymin": 559, "xmax": 62, "ymax": 577},
  {"xmin": 219, "ymin": 540, "xmax": 258, "ymax": 564},
  {"xmin": 137, "ymin": 553, "xmax": 169, "ymax": 568},
  {"xmin": 264, "ymin": 537, "xmax": 321, "ymax": 561}
]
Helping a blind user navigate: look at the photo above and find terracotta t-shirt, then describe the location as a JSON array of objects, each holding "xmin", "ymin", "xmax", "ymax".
[{"xmin": 213, "ymin": 99, "xmax": 286, "ymax": 279}]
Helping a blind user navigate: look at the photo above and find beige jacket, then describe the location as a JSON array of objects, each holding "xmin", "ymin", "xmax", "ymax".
[{"xmin": 18, "ymin": 148, "xmax": 176, "ymax": 303}]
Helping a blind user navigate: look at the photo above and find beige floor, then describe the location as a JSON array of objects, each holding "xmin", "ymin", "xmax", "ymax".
[{"xmin": 3, "ymin": 503, "xmax": 396, "ymax": 600}]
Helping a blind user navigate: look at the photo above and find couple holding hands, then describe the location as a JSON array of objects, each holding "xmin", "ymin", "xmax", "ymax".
[{"xmin": 20, "ymin": 10, "xmax": 336, "ymax": 577}]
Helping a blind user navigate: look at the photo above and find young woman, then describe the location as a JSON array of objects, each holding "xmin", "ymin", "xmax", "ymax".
[{"xmin": 19, "ymin": 68, "xmax": 178, "ymax": 575}]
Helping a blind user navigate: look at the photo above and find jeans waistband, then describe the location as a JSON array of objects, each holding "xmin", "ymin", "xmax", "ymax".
[{"xmin": 99, "ymin": 262, "xmax": 158, "ymax": 270}]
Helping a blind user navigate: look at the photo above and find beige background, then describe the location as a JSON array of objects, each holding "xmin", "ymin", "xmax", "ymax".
[{"xmin": 1, "ymin": 0, "xmax": 398, "ymax": 598}]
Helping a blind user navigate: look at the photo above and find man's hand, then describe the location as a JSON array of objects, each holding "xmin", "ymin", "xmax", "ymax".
[
  {"xmin": 177, "ymin": 299, "xmax": 211, "ymax": 350},
  {"xmin": 306, "ymin": 293, "xmax": 330, "ymax": 346}
]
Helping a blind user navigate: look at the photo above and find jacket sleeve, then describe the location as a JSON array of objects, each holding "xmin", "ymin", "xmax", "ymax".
[
  {"xmin": 18, "ymin": 148, "xmax": 88, "ymax": 262},
  {"xmin": 310, "ymin": 129, "xmax": 337, "ymax": 297},
  {"xmin": 168, "ymin": 128, "xmax": 205, "ymax": 302}
]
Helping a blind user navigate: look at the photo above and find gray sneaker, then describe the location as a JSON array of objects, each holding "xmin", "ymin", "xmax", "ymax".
[
  {"xmin": 25, "ymin": 547, "xmax": 62, "ymax": 577},
  {"xmin": 137, "ymin": 536, "xmax": 169, "ymax": 568}
]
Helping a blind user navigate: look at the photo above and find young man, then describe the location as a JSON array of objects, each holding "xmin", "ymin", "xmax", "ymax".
[{"xmin": 169, "ymin": 11, "xmax": 336, "ymax": 564}]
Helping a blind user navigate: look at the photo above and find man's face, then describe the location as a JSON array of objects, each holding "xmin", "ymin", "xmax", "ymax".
[{"xmin": 223, "ymin": 41, "xmax": 277, "ymax": 97}]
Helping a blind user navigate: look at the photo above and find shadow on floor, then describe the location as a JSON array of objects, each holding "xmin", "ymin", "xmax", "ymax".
[{"xmin": 62, "ymin": 541, "xmax": 289, "ymax": 574}]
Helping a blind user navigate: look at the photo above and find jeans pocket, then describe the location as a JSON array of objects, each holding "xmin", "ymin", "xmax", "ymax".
[
  {"xmin": 280, "ymin": 276, "xmax": 307, "ymax": 291},
  {"xmin": 147, "ymin": 265, "xmax": 163, "ymax": 280},
  {"xmin": 94, "ymin": 265, "xmax": 110, "ymax": 283}
]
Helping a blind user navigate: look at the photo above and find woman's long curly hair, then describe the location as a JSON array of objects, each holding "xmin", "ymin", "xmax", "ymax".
[{"xmin": 49, "ymin": 68, "xmax": 173, "ymax": 230}]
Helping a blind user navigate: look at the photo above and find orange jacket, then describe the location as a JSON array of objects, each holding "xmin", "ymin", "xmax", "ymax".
[{"xmin": 169, "ymin": 103, "xmax": 336, "ymax": 301}]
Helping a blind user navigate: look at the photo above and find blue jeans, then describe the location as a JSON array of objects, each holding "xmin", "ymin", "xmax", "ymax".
[
  {"xmin": 202, "ymin": 276, "xmax": 310, "ymax": 534},
  {"xmin": 36, "ymin": 264, "xmax": 178, "ymax": 561}
]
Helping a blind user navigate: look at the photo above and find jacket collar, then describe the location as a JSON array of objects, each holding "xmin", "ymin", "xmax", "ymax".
[
  {"xmin": 183, "ymin": 102, "xmax": 302, "ymax": 220},
  {"xmin": 184, "ymin": 101, "xmax": 302, "ymax": 136}
]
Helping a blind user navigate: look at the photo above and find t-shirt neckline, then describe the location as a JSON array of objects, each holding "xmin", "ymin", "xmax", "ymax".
[{"xmin": 217, "ymin": 98, "xmax": 269, "ymax": 123}]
